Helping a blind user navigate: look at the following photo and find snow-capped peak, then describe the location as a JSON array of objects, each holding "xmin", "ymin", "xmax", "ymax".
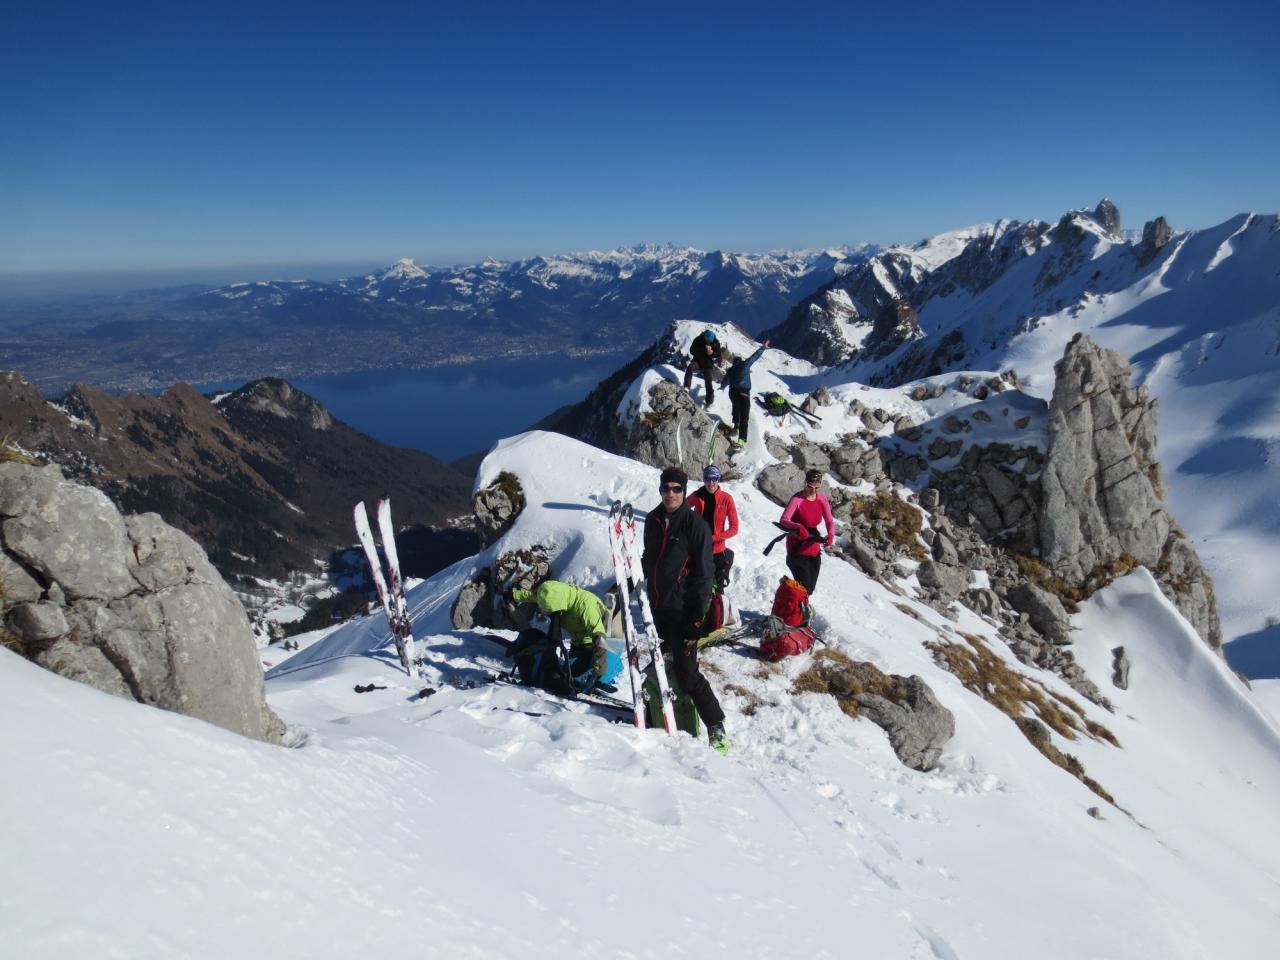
[{"xmin": 381, "ymin": 258, "xmax": 428, "ymax": 281}]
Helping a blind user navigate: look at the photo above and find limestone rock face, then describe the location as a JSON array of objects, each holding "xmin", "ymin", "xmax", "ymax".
[
  {"xmin": 0, "ymin": 461, "xmax": 283, "ymax": 743},
  {"xmin": 1038, "ymin": 335, "xmax": 1221, "ymax": 648},
  {"xmin": 0, "ymin": 463, "xmax": 136, "ymax": 600},
  {"xmin": 474, "ymin": 472, "xmax": 526, "ymax": 547},
  {"xmin": 614, "ymin": 380, "xmax": 731, "ymax": 482},
  {"xmin": 1136, "ymin": 217, "xmax": 1173, "ymax": 266}
]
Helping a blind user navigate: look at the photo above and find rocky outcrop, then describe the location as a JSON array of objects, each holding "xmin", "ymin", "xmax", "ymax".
[
  {"xmin": 1, "ymin": 461, "xmax": 283, "ymax": 743},
  {"xmin": 450, "ymin": 545, "xmax": 551, "ymax": 631},
  {"xmin": 473, "ymin": 471, "xmax": 526, "ymax": 547},
  {"xmin": 614, "ymin": 379, "xmax": 732, "ymax": 481},
  {"xmin": 798, "ymin": 651, "xmax": 955, "ymax": 772},
  {"xmin": 1136, "ymin": 217, "xmax": 1173, "ymax": 266},
  {"xmin": 1039, "ymin": 335, "xmax": 1220, "ymax": 648}
]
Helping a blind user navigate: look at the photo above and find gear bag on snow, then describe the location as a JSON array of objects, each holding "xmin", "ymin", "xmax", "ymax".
[
  {"xmin": 508, "ymin": 629, "xmax": 623, "ymax": 695},
  {"xmin": 760, "ymin": 578, "xmax": 817, "ymax": 662}
]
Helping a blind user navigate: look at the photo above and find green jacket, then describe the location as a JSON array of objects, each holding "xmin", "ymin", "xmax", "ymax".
[{"xmin": 511, "ymin": 580, "xmax": 608, "ymax": 646}]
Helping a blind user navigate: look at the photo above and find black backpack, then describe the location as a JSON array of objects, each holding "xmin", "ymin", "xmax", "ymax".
[{"xmin": 508, "ymin": 628, "xmax": 576, "ymax": 697}]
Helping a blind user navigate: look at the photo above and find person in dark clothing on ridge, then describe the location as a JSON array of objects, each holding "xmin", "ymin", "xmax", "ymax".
[
  {"xmin": 686, "ymin": 465, "xmax": 738, "ymax": 591},
  {"xmin": 682, "ymin": 329, "xmax": 723, "ymax": 407},
  {"xmin": 721, "ymin": 338, "xmax": 769, "ymax": 447},
  {"xmin": 643, "ymin": 466, "xmax": 728, "ymax": 755}
]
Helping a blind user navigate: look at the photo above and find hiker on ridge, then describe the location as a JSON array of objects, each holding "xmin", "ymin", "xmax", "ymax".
[
  {"xmin": 778, "ymin": 468, "xmax": 835, "ymax": 596},
  {"xmin": 643, "ymin": 466, "xmax": 729, "ymax": 754},
  {"xmin": 683, "ymin": 328, "xmax": 723, "ymax": 407},
  {"xmin": 721, "ymin": 338, "xmax": 769, "ymax": 447},
  {"xmin": 686, "ymin": 465, "xmax": 738, "ymax": 591}
]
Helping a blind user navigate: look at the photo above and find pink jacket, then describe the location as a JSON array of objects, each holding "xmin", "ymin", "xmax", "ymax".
[{"xmin": 779, "ymin": 493, "xmax": 834, "ymax": 558}]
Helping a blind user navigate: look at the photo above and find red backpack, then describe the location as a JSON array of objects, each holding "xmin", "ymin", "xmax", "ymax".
[
  {"xmin": 770, "ymin": 578, "xmax": 811, "ymax": 628},
  {"xmin": 760, "ymin": 578, "xmax": 817, "ymax": 661}
]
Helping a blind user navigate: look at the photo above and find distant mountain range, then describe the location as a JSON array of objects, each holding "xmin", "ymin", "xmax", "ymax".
[{"xmin": 0, "ymin": 244, "xmax": 875, "ymax": 394}]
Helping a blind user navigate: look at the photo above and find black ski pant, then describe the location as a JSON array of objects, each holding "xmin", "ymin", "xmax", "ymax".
[
  {"xmin": 786, "ymin": 551, "xmax": 821, "ymax": 596},
  {"xmin": 729, "ymin": 389, "xmax": 751, "ymax": 440},
  {"xmin": 655, "ymin": 609, "xmax": 725, "ymax": 728},
  {"xmin": 713, "ymin": 548, "xmax": 734, "ymax": 590},
  {"xmin": 683, "ymin": 359, "xmax": 715, "ymax": 405}
]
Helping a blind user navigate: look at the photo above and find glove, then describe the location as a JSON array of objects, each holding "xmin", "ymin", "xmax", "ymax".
[
  {"xmin": 684, "ymin": 617, "xmax": 705, "ymax": 641},
  {"xmin": 592, "ymin": 635, "xmax": 608, "ymax": 676}
]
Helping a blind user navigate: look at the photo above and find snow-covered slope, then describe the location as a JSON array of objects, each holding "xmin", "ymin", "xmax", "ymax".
[{"xmin": 8, "ymin": 395, "xmax": 1278, "ymax": 956}]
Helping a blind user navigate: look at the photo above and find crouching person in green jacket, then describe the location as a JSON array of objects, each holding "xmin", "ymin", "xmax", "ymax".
[{"xmin": 506, "ymin": 579, "xmax": 616, "ymax": 690}]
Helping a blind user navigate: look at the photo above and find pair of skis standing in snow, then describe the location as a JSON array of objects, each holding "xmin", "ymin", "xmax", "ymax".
[{"xmin": 353, "ymin": 500, "xmax": 418, "ymax": 680}]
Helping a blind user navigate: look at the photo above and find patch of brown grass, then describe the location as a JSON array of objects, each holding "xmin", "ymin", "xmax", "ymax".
[
  {"xmin": 0, "ymin": 434, "xmax": 38, "ymax": 465},
  {"xmin": 1013, "ymin": 554, "xmax": 1084, "ymax": 611},
  {"xmin": 926, "ymin": 632, "xmax": 1119, "ymax": 803},
  {"xmin": 849, "ymin": 492, "xmax": 927, "ymax": 561},
  {"xmin": 792, "ymin": 648, "xmax": 912, "ymax": 720},
  {"xmin": 723, "ymin": 682, "xmax": 764, "ymax": 716}
]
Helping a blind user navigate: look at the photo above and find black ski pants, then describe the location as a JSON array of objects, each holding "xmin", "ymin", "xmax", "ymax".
[
  {"xmin": 683, "ymin": 359, "xmax": 715, "ymax": 405},
  {"xmin": 786, "ymin": 551, "xmax": 821, "ymax": 596},
  {"xmin": 654, "ymin": 609, "xmax": 725, "ymax": 728},
  {"xmin": 713, "ymin": 548, "xmax": 734, "ymax": 590},
  {"xmin": 729, "ymin": 388, "xmax": 751, "ymax": 440}
]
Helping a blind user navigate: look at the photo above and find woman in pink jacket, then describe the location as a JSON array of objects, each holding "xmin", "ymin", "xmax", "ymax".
[{"xmin": 778, "ymin": 468, "xmax": 835, "ymax": 595}]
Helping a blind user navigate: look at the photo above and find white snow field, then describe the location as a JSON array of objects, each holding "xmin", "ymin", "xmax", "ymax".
[{"xmin": 7, "ymin": 402, "xmax": 1280, "ymax": 957}]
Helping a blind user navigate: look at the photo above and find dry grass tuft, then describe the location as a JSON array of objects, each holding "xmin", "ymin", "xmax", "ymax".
[
  {"xmin": 1013, "ymin": 555, "xmax": 1084, "ymax": 611},
  {"xmin": 848, "ymin": 492, "xmax": 927, "ymax": 561},
  {"xmin": 926, "ymin": 632, "xmax": 1119, "ymax": 803},
  {"xmin": 0, "ymin": 434, "xmax": 38, "ymax": 466},
  {"xmin": 723, "ymin": 682, "xmax": 764, "ymax": 716},
  {"xmin": 792, "ymin": 648, "xmax": 912, "ymax": 720}
]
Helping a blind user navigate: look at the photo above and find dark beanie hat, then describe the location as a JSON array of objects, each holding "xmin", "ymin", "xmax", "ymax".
[{"xmin": 660, "ymin": 466, "xmax": 688, "ymax": 489}]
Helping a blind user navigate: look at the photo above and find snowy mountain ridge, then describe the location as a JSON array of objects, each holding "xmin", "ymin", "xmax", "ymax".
[{"xmin": 765, "ymin": 200, "xmax": 1280, "ymax": 658}]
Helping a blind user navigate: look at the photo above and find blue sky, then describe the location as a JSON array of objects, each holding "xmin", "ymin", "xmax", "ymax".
[{"xmin": 2, "ymin": 0, "xmax": 1276, "ymax": 282}]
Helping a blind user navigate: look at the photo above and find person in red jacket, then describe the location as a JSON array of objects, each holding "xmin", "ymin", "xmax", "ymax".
[
  {"xmin": 778, "ymin": 468, "xmax": 835, "ymax": 595},
  {"xmin": 686, "ymin": 465, "xmax": 738, "ymax": 590}
]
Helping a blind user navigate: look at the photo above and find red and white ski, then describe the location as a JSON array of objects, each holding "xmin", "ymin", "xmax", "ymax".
[
  {"xmin": 607, "ymin": 501, "xmax": 647, "ymax": 729},
  {"xmin": 610, "ymin": 500, "xmax": 678, "ymax": 734},
  {"xmin": 354, "ymin": 500, "xmax": 418, "ymax": 678}
]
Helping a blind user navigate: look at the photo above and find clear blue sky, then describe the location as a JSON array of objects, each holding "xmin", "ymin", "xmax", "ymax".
[{"xmin": 2, "ymin": 0, "xmax": 1276, "ymax": 281}]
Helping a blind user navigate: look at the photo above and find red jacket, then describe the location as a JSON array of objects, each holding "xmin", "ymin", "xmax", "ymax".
[{"xmin": 686, "ymin": 485, "xmax": 738, "ymax": 555}]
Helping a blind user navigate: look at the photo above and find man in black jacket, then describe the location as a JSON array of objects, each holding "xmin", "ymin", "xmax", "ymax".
[
  {"xmin": 682, "ymin": 329, "xmax": 723, "ymax": 407},
  {"xmin": 642, "ymin": 466, "xmax": 728, "ymax": 754}
]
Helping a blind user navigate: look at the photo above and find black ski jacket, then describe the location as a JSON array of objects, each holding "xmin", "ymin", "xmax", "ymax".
[
  {"xmin": 642, "ymin": 501, "xmax": 714, "ymax": 624},
  {"xmin": 688, "ymin": 332, "xmax": 723, "ymax": 368}
]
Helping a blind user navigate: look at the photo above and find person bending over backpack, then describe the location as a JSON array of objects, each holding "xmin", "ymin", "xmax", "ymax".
[
  {"xmin": 686, "ymin": 464, "xmax": 738, "ymax": 591},
  {"xmin": 643, "ymin": 466, "xmax": 729, "ymax": 755},
  {"xmin": 506, "ymin": 579, "xmax": 611, "ymax": 689},
  {"xmin": 682, "ymin": 329, "xmax": 723, "ymax": 407},
  {"xmin": 778, "ymin": 469, "xmax": 835, "ymax": 596}
]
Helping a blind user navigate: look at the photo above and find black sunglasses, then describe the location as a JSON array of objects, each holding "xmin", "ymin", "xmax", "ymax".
[{"xmin": 659, "ymin": 484, "xmax": 684, "ymax": 493}]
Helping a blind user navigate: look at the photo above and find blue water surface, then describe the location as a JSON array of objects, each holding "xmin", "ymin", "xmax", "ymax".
[{"xmin": 289, "ymin": 354, "xmax": 624, "ymax": 463}]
